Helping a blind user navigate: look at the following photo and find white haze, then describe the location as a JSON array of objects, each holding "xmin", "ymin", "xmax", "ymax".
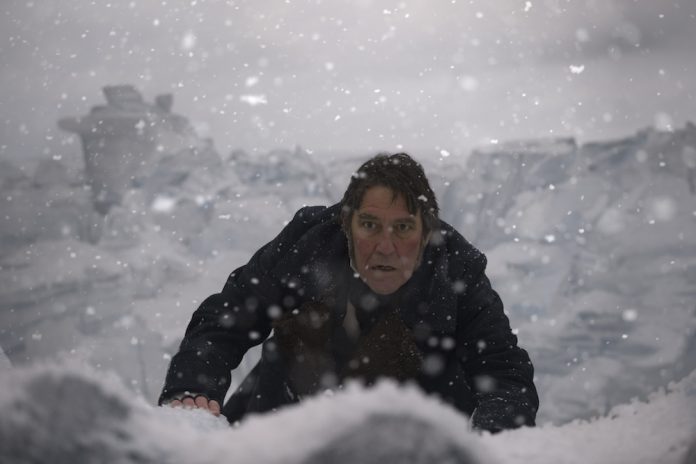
[{"xmin": 1, "ymin": 0, "xmax": 695, "ymax": 165}]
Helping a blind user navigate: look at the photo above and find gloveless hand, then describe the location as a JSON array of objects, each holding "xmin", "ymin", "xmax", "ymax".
[{"xmin": 168, "ymin": 394, "xmax": 221, "ymax": 416}]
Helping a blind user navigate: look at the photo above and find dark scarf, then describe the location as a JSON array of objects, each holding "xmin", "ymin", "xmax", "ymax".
[{"xmin": 347, "ymin": 273, "xmax": 400, "ymax": 332}]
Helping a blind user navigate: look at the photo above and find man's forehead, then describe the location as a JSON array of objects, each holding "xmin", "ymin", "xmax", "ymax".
[{"xmin": 357, "ymin": 211, "xmax": 418, "ymax": 221}]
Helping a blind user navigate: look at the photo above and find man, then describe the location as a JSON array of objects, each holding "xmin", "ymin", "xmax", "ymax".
[{"xmin": 159, "ymin": 152, "xmax": 539, "ymax": 432}]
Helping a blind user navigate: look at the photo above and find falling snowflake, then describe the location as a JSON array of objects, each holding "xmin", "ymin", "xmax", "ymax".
[
  {"xmin": 180, "ymin": 31, "xmax": 197, "ymax": 51},
  {"xmin": 151, "ymin": 196, "xmax": 177, "ymax": 213},
  {"xmin": 240, "ymin": 94, "xmax": 268, "ymax": 106}
]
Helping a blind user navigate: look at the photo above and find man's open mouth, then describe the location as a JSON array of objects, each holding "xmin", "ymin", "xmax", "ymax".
[{"xmin": 371, "ymin": 265, "xmax": 396, "ymax": 271}]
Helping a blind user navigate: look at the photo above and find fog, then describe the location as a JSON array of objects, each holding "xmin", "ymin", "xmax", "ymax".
[{"xmin": 2, "ymin": 0, "xmax": 695, "ymax": 166}]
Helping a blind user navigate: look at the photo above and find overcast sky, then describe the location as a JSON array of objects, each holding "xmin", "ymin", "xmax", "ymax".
[{"xmin": 1, "ymin": 0, "xmax": 695, "ymax": 167}]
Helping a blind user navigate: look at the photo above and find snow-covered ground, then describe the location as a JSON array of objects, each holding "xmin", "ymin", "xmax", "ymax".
[
  {"xmin": 1, "ymin": 94, "xmax": 695, "ymax": 461},
  {"xmin": 1, "ymin": 362, "xmax": 694, "ymax": 464}
]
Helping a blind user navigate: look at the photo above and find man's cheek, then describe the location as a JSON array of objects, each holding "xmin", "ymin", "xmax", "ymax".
[
  {"xmin": 399, "ymin": 242, "xmax": 420, "ymax": 262},
  {"xmin": 355, "ymin": 242, "xmax": 371, "ymax": 266}
]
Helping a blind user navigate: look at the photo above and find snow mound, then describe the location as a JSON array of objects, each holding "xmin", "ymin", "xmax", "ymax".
[
  {"xmin": 489, "ymin": 368, "xmax": 696, "ymax": 464},
  {"xmin": 301, "ymin": 413, "xmax": 479, "ymax": 464},
  {"xmin": 0, "ymin": 363, "xmax": 225, "ymax": 464},
  {"xmin": 0, "ymin": 363, "xmax": 491, "ymax": 464},
  {"xmin": 1, "ymin": 363, "xmax": 695, "ymax": 464}
]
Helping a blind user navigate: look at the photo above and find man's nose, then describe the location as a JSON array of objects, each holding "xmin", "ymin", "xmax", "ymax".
[{"xmin": 375, "ymin": 229, "xmax": 396, "ymax": 254}]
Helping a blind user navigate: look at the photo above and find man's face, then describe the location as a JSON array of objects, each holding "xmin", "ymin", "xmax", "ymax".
[{"xmin": 350, "ymin": 185, "xmax": 427, "ymax": 295}]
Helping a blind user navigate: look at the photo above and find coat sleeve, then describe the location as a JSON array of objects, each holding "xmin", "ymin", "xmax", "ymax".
[
  {"xmin": 455, "ymin": 252, "xmax": 539, "ymax": 432},
  {"xmin": 158, "ymin": 207, "xmax": 325, "ymax": 406}
]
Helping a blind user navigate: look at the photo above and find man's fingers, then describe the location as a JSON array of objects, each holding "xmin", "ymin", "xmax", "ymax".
[
  {"xmin": 169, "ymin": 399, "xmax": 183, "ymax": 408},
  {"xmin": 167, "ymin": 395, "xmax": 220, "ymax": 417},
  {"xmin": 194, "ymin": 395, "xmax": 209, "ymax": 409},
  {"xmin": 194, "ymin": 396, "xmax": 221, "ymax": 416},
  {"xmin": 208, "ymin": 400, "xmax": 221, "ymax": 416}
]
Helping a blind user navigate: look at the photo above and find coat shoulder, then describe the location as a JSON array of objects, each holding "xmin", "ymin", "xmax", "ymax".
[
  {"xmin": 435, "ymin": 219, "xmax": 487, "ymax": 278},
  {"xmin": 289, "ymin": 204, "xmax": 341, "ymax": 231}
]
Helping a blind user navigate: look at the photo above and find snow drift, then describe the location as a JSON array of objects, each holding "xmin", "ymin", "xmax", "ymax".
[{"xmin": 0, "ymin": 363, "xmax": 694, "ymax": 464}]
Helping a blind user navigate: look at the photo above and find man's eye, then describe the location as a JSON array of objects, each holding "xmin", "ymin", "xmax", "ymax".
[
  {"xmin": 395, "ymin": 223, "xmax": 413, "ymax": 233},
  {"xmin": 361, "ymin": 221, "xmax": 376, "ymax": 230}
]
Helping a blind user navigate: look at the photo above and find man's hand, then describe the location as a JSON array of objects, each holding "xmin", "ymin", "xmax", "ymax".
[{"xmin": 168, "ymin": 394, "xmax": 221, "ymax": 416}]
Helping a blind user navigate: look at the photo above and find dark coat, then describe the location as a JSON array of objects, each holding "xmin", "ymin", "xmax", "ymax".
[{"xmin": 159, "ymin": 204, "xmax": 539, "ymax": 432}]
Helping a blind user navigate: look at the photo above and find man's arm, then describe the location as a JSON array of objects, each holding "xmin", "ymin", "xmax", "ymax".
[
  {"xmin": 159, "ymin": 206, "xmax": 330, "ymax": 407},
  {"xmin": 455, "ymin": 253, "xmax": 539, "ymax": 432},
  {"xmin": 159, "ymin": 258, "xmax": 277, "ymax": 406}
]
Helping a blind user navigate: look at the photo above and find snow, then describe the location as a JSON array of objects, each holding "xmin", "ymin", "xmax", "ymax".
[
  {"xmin": 0, "ymin": 345, "xmax": 12, "ymax": 371},
  {"xmin": 0, "ymin": 363, "xmax": 694, "ymax": 464},
  {"xmin": 1, "ymin": 86, "xmax": 695, "ymax": 461}
]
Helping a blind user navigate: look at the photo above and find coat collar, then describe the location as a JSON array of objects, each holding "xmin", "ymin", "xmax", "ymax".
[{"xmin": 273, "ymin": 205, "xmax": 459, "ymax": 336}]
